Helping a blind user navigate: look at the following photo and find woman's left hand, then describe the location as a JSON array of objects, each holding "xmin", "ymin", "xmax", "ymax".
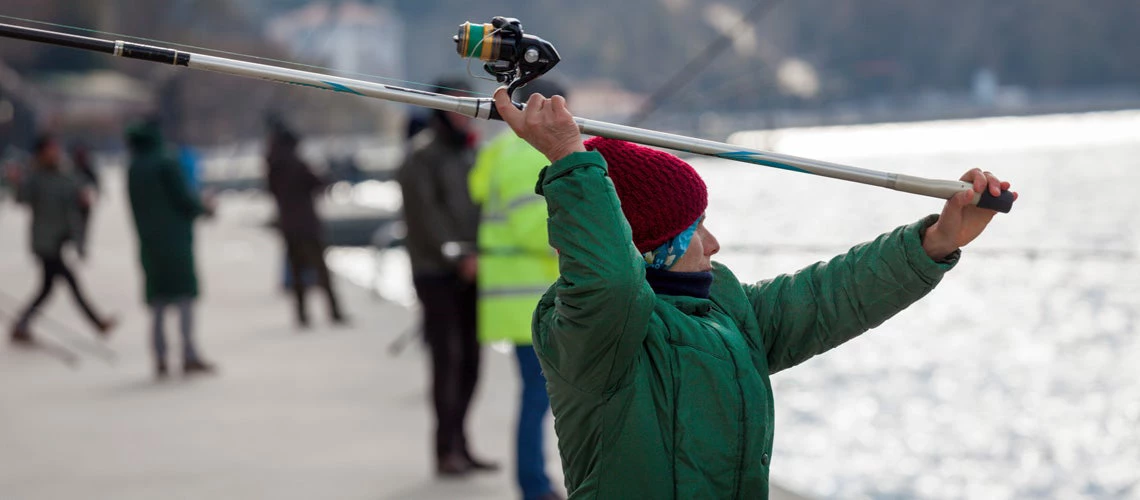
[{"xmin": 922, "ymin": 168, "xmax": 1017, "ymax": 260}]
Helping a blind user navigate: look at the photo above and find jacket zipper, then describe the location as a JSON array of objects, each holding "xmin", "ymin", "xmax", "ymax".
[{"xmin": 708, "ymin": 318, "xmax": 747, "ymax": 499}]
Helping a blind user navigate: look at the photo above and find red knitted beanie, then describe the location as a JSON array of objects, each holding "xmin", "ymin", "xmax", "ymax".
[{"xmin": 584, "ymin": 137, "xmax": 708, "ymax": 253}]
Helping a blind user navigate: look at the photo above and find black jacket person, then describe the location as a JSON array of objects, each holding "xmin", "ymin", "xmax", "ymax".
[
  {"xmin": 265, "ymin": 121, "xmax": 345, "ymax": 327},
  {"xmin": 395, "ymin": 78, "xmax": 497, "ymax": 476}
]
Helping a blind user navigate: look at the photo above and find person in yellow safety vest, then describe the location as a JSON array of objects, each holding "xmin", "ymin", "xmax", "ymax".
[{"xmin": 469, "ymin": 79, "xmax": 568, "ymax": 500}]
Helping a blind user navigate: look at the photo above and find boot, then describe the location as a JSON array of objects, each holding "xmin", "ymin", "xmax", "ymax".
[
  {"xmin": 436, "ymin": 452, "xmax": 471, "ymax": 478},
  {"xmin": 463, "ymin": 451, "xmax": 500, "ymax": 473},
  {"xmin": 10, "ymin": 325, "xmax": 34, "ymax": 345},
  {"xmin": 183, "ymin": 359, "xmax": 217, "ymax": 376},
  {"xmin": 96, "ymin": 316, "xmax": 118, "ymax": 338}
]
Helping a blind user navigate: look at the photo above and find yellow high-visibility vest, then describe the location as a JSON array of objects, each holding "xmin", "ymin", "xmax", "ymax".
[{"xmin": 469, "ymin": 130, "xmax": 559, "ymax": 345}]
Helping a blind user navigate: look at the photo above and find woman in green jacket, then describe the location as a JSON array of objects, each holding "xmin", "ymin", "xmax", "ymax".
[{"xmin": 493, "ymin": 89, "xmax": 1014, "ymax": 499}]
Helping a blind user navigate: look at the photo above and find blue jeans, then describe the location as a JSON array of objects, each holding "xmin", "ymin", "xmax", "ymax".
[
  {"xmin": 516, "ymin": 346, "xmax": 554, "ymax": 499},
  {"xmin": 151, "ymin": 298, "xmax": 199, "ymax": 364}
]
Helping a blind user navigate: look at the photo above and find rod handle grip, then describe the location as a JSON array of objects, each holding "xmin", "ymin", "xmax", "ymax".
[
  {"xmin": 488, "ymin": 99, "xmax": 524, "ymax": 121},
  {"xmin": 976, "ymin": 189, "xmax": 1015, "ymax": 213},
  {"xmin": 894, "ymin": 175, "xmax": 1016, "ymax": 213}
]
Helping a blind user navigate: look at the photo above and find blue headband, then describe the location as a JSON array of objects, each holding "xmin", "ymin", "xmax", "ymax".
[{"xmin": 643, "ymin": 217, "xmax": 702, "ymax": 270}]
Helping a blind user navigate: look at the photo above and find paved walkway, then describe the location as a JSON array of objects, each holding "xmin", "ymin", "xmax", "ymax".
[{"xmin": 0, "ymin": 173, "xmax": 807, "ymax": 500}]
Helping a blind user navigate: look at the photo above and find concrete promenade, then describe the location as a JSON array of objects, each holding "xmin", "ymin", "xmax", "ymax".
[{"xmin": 0, "ymin": 174, "xmax": 807, "ymax": 500}]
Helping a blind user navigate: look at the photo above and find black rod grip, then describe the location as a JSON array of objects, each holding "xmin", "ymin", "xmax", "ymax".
[
  {"xmin": 978, "ymin": 190, "xmax": 1015, "ymax": 213},
  {"xmin": 0, "ymin": 22, "xmax": 115, "ymax": 54},
  {"xmin": 487, "ymin": 99, "xmax": 524, "ymax": 121}
]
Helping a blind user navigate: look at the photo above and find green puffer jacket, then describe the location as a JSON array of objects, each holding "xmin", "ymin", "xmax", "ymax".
[{"xmin": 532, "ymin": 151, "xmax": 957, "ymax": 499}]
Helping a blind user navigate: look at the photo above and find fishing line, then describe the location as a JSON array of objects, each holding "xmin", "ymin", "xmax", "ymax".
[
  {"xmin": 464, "ymin": 26, "xmax": 508, "ymax": 85},
  {"xmin": 628, "ymin": 0, "xmax": 784, "ymax": 125},
  {"xmin": 0, "ymin": 13, "xmax": 486, "ymax": 98}
]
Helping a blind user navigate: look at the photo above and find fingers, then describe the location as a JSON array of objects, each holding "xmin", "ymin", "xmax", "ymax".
[
  {"xmin": 962, "ymin": 168, "xmax": 1014, "ymax": 197},
  {"xmin": 526, "ymin": 92, "xmax": 546, "ymax": 111},
  {"xmin": 524, "ymin": 93, "xmax": 546, "ymax": 128},
  {"xmin": 550, "ymin": 95, "xmax": 571, "ymax": 119},
  {"xmin": 493, "ymin": 87, "xmax": 524, "ymax": 131},
  {"xmin": 956, "ymin": 188, "xmax": 974, "ymax": 208},
  {"xmin": 961, "ymin": 168, "xmax": 985, "ymax": 192},
  {"xmin": 982, "ymin": 170, "xmax": 1001, "ymax": 196}
]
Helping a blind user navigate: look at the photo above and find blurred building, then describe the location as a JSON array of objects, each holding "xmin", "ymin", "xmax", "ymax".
[
  {"xmin": 266, "ymin": 2, "xmax": 405, "ymax": 80},
  {"xmin": 0, "ymin": 60, "xmax": 38, "ymax": 157},
  {"xmin": 0, "ymin": 59, "xmax": 147, "ymax": 153}
]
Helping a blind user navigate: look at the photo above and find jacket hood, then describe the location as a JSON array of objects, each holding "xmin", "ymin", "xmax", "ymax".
[{"xmin": 126, "ymin": 121, "xmax": 163, "ymax": 152}]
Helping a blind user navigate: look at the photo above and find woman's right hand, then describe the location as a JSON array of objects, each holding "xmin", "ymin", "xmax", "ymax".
[{"xmin": 493, "ymin": 87, "xmax": 585, "ymax": 163}]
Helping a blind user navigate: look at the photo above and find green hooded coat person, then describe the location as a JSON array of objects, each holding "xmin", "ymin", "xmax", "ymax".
[{"xmin": 125, "ymin": 121, "xmax": 207, "ymax": 304}]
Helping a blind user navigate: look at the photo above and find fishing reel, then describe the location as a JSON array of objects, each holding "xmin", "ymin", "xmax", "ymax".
[{"xmin": 454, "ymin": 17, "xmax": 560, "ymax": 100}]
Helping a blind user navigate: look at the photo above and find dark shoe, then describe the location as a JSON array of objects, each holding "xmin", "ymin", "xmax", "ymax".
[
  {"xmin": 183, "ymin": 359, "xmax": 217, "ymax": 376},
  {"xmin": 10, "ymin": 326, "xmax": 34, "ymax": 346},
  {"xmin": 535, "ymin": 493, "xmax": 565, "ymax": 500},
  {"xmin": 331, "ymin": 314, "xmax": 350, "ymax": 327},
  {"xmin": 463, "ymin": 454, "xmax": 500, "ymax": 473},
  {"xmin": 155, "ymin": 362, "xmax": 169, "ymax": 380},
  {"xmin": 435, "ymin": 453, "xmax": 471, "ymax": 477},
  {"xmin": 96, "ymin": 317, "xmax": 118, "ymax": 338}
]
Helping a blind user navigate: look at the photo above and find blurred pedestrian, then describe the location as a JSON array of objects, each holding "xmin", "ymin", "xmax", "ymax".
[
  {"xmin": 125, "ymin": 118, "xmax": 216, "ymax": 379},
  {"xmin": 7, "ymin": 134, "xmax": 116, "ymax": 344},
  {"xmin": 70, "ymin": 143, "xmax": 99, "ymax": 260},
  {"xmin": 397, "ymin": 77, "xmax": 497, "ymax": 477},
  {"xmin": 264, "ymin": 117, "xmax": 345, "ymax": 328},
  {"xmin": 468, "ymin": 80, "xmax": 567, "ymax": 500}
]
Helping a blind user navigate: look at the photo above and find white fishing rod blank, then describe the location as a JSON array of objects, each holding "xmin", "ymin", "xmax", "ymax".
[{"xmin": 0, "ymin": 19, "xmax": 1015, "ymax": 212}]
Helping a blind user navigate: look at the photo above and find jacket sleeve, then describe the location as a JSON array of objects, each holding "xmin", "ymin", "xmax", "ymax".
[
  {"xmin": 301, "ymin": 159, "xmax": 326, "ymax": 193},
  {"xmin": 159, "ymin": 157, "xmax": 205, "ymax": 219},
  {"xmin": 534, "ymin": 151, "xmax": 656, "ymax": 394},
  {"xmin": 744, "ymin": 215, "xmax": 957, "ymax": 374}
]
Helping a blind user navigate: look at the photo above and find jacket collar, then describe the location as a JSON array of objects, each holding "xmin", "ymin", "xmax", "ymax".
[{"xmin": 645, "ymin": 268, "xmax": 713, "ymax": 299}]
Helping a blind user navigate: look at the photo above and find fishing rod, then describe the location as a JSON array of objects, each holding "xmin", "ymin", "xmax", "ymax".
[
  {"xmin": 0, "ymin": 17, "xmax": 1015, "ymax": 212},
  {"xmin": 719, "ymin": 244, "xmax": 1136, "ymax": 261}
]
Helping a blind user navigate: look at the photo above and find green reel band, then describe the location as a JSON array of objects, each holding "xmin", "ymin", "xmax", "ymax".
[{"xmin": 455, "ymin": 22, "xmax": 502, "ymax": 61}]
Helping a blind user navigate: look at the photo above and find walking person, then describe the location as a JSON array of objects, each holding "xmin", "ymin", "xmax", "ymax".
[
  {"xmin": 493, "ymin": 88, "xmax": 1015, "ymax": 499},
  {"xmin": 125, "ymin": 119, "xmax": 216, "ymax": 379},
  {"xmin": 7, "ymin": 134, "xmax": 116, "ymax": 344},
  {"xmin": 397, "ymin": 78, "xmax": 498, "ymax": 477},
  {"xmin": 264, "ymin": 118, "xmax": 345, "ymax": 328},
  {"xmin": 468, "ymin": 80, "xmax": 567, "ymax": 500}
]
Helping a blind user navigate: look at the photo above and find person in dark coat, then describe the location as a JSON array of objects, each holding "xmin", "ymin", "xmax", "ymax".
[
  {"xmin": 397, "ymin": 78, "xmax": 498, "ymax": 477},
  {"xmin": 7, "ymin": 134, "xmax": 116, "ymax": 344},
  {"xmin": 264, "ymin": 119, "xmax": 345, "ymax": 328},
  {"xmin": 125, "ymin": 119, "xmax": 216, "ymax": 378}
]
